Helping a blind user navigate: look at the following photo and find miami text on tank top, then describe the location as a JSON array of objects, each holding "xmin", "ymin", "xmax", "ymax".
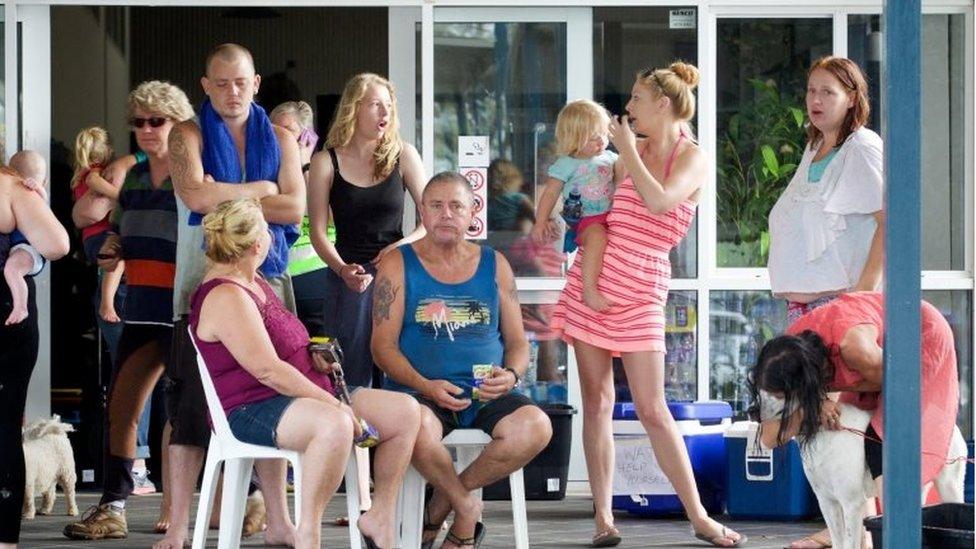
[
  {"xmin": 384, "ymin": 244, "xmax": 504, "ymax": 395},
  {"xmin": 328, "ymin": 148, "xmax": 405, "ymax": 265}
]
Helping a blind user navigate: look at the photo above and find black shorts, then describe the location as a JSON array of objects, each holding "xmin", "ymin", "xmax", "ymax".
[
  {"xmin": 164, "ymin": 317, "xmax": 211, "ymax": 449},
  {"xmin": 115, "ymin": 323, "xmax": 172, "ymax": 373},
  {"xmin": 864, "ymin": 423, "xmax": 883, "ymax": 479},
  {"xmin": 415, "ymin": 392, "xmax": 536, "ymax": 438}
]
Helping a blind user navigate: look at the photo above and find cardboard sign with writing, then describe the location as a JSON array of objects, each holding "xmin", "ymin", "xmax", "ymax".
[{"xmin": 612, "ymin": 436, "xmax": 677, "ymax": 496}]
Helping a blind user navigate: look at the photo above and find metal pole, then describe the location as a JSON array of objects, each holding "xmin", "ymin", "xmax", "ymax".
[{"xmin": 882, "ymin": 0, "xmax": 922, "ymax": 547}]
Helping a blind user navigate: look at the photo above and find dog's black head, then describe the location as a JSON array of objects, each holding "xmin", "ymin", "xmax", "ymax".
[{"xmin": 748, "ymin": 330, "xmax": 832, "ymax": 446}]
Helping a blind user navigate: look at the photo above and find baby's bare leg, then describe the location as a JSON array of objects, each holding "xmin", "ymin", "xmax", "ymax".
[
  {"xmin": 3, "ymin": 248, "xmax": 34, "ymax": 325},
  {"xmin": 100, "ymin": 260, "xmax": 125, "ymax": 323},
  {"xmin": 579, "ymin": 223, "xmax": 612, "ymax": 312}
]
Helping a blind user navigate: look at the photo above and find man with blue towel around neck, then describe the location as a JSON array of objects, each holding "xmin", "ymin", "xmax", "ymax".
[{"xmin": 158, "ymin": 43, "xmax": 305, "ymax": 549}]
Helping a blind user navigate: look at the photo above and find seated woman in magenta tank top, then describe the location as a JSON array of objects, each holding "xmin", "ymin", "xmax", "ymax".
[{"xmin": 192, "ymin": 199, "xmax": 421, "ymax": 549}]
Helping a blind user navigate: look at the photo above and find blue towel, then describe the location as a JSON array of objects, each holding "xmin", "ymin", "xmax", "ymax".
[{"xmin": 191, "ymin": 99, "xmax": 299, "ymax": 278}]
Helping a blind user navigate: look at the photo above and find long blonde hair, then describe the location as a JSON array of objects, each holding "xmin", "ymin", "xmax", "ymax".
[
  {"xmin": 71, "ymin": 127, "xmax": 113, "ymax": 189},
  {"xmin": 325, "ymin": 73, "xmax": 403, "ymax": 181}
]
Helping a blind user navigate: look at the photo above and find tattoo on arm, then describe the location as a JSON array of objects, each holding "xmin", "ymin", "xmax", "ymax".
[
  {"xmin": 372, "ymin": 276, "xmax": 399, "ymax": 326},
  {"xmin": 168, "ymin": 128, "xmax": 194, "ymax": 189}
]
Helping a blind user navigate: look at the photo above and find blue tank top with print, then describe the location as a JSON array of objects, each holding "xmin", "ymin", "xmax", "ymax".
[{"xmin": 384, "ymin": 244, "xmax": 504, "ymax": 398}]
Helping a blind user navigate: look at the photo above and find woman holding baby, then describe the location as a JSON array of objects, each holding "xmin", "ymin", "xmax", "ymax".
[{"xmin": 0, "ymin": 167, "xmax": 70, "ymax": 547}]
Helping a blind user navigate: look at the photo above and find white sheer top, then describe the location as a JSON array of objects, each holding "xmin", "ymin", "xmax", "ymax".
[{"xmin": 767, "ymin": 127, "xmax": 883, "ymax": 296}]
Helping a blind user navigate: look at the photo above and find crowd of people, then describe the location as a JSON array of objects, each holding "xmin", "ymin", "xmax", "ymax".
[{"xmin": 0, "ymin": 41, "xmax": 962, "ymax": 549}]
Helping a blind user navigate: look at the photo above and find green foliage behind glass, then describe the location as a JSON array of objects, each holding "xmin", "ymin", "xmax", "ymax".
[{"xmin": 716, "ymin": 78, "xmax": 807, "ymax": 267}]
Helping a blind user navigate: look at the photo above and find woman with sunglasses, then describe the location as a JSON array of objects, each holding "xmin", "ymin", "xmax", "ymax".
[{"xmin": 64, "ymin": 80, "xmax": 195, "ymax": 541}]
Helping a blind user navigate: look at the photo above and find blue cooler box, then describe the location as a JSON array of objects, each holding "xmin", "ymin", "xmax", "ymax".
[
  {"xmin": 611, "ymin": 401, "xmax": 731, "ymax": 516},
  {"xmin": 724, "ymin": 421, "xmax": 819, "ymax": 520}
]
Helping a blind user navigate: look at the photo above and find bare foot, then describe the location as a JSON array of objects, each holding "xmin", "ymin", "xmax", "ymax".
[
  {"xmin": 99, "ymin": 302, "xmax": 121, "ymax": 323},
  {"xmin": 152, "ymin": 528, "xmax": 187, "ymax": 549},
  {"xmin": 789, "ymin": 528, "xmax": 832, "ymax": 548},
  {"xmin": 154, "ymin": 500, "xmax": 171, "ymax": 534},
  {"xmin": 357, "ymin": 510, "xmax": 395, "ymax": 549},
  {"xmin": 294, "ymin": 524, "xmax": 319, "ymax": 549},
  {"xmin": 264, "ymin": 523, "xmax": 296, "ymax": 547},
  {"xmin": 582, "ymin": 285, "xmax": 613, "ymax": 312},
  {"xmin": 4, "ymin": 306, "xmax": 27, "ymax": 325}
]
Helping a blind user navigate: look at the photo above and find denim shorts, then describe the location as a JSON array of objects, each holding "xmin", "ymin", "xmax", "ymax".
[{"xmin": 227, "ymin": 394, "xmax": 295, "ymax": 448}]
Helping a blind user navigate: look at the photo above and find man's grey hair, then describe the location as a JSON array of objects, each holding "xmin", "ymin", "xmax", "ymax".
[{"xmin": 422, "ymin": 171, "xmax": 476, "ymax": 205}]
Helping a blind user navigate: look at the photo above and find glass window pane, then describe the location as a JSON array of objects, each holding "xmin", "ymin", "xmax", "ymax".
[
  {"xmin": 709, "ymin": 291, "xmax": 788, "ymax": 417},
  {"xmin": 425, "ymin": 22, "xmax": 569, "ymax": 277},
  {"xmin": 594, "ymin": 7, "xmax": 698, "ymax": 278},
  {"xmin": 613, "ymin": 290, "xmax": 698, "ymax": 401},
  {"xmin": 922, "ymin": 291, "xmax": 973, "ymax": 439},
  {"xmin": 522, "ymin": 303, "xmax": 570, "ymax": 405},
  {"xmin": 716, "ymin": 18, "xmax": 831, "ymax": 268},
  {"xmin": 849, "ymin": 14, "xmax": 967, "ymax": 271}
]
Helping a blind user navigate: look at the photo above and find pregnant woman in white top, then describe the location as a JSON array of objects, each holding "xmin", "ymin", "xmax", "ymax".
[
  {"xmin": 768, "ymin": 56, "xmax": 884, "ymax": 325},
  {"xmin": 766, "ymin": 56, "xmax": 884, "ymax": 549}
]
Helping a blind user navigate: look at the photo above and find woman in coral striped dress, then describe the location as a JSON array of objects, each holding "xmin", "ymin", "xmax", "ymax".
[{"xmin": 552, "ymin": 62, "xmax": 744, "ymax": 548}]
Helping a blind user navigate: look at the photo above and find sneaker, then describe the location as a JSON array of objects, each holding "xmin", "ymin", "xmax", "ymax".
[
  {"xmin": 132, "ymin": 469, "xmax": 157, "ymax": 495},
  {"xmin": 63, "ymin": 504, "xmax": 128, "ymax": 540}
]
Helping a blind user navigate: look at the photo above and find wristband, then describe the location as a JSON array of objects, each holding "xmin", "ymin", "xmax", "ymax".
[
  {"xmin": 503, "ymin": 366, "xmax": 522, "ymax": 388},
  {"xmin": 133, "ymin": 150, "xmax": 148, "ymax": 164}
]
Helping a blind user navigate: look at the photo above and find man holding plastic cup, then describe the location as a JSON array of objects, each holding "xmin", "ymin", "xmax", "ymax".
[{"xmin": 372, "ymin": 171, "xmax": 553, "ymax": 549}]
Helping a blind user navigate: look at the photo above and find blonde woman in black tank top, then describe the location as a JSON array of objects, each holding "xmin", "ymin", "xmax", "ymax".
[{"xmin": 306, "ymin": 73, "xmax": 426, "ymax": 389}]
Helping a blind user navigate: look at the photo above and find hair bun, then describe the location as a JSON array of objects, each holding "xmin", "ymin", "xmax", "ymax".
[{"xmin": 670, "ymin": 62, "xmax": 700, "ymax": 89}]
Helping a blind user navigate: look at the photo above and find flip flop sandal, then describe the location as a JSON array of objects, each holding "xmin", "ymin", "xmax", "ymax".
[
  {"xmin": 421, "ymin": 502, "xmax": 446, "ymax": 549},
  {"xmin": 693, "ymin": 525, "xmax": 747, "ymax": 547},
  {"xmin": 442, "ymin": 522, "xmax": 485, "ymax": 548}
]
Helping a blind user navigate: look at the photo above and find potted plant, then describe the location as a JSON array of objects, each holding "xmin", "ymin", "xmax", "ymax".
[{"xmin": 716, "ymin": 78, "xmax": 807, "ymax": 267}]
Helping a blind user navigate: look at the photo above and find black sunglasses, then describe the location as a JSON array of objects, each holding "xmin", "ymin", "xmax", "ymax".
[{"xmin": 130, "ymin": 117, "xmax": 167, "ymax": 129}]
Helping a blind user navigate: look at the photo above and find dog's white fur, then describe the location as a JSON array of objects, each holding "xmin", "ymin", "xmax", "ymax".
[
  {"xmin": 22, "ymin": 415, "xmax": 78, "ymax": 519},
  {"xmin": 799, "ymin": 403, "xmax": 967, "ymax": 549}
]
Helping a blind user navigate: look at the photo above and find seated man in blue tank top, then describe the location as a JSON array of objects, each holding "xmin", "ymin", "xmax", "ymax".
[{"xmin": 372, "ymin": 172, "xmax": 553, "ymax": 549}]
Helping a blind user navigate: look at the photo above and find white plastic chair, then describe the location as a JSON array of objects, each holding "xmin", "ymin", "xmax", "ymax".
[
  {"xmin": 189, "ymin": 328, "xmax": 363, "ymax": 549},
  {"xmin": 398, "ymin": 429, "xmax": 529, "ymax": 549}
]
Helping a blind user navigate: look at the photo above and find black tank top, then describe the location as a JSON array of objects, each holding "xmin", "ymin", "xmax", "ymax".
[{"xmin": 328, "ymin": 148, "xmax": 405, "ymax": 265}]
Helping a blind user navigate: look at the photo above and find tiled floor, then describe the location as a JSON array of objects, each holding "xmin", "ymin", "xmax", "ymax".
[{"xmin": 19, "ymin": 491, "xmax": 825, "ymax": 548}]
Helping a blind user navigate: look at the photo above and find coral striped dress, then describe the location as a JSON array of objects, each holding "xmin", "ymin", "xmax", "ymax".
[{"xmin": 551, "ymin": 145, "xmax": 696, "ymax": 353}]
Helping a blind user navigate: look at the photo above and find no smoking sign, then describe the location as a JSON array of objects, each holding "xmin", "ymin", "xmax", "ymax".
[
  {"xmin": 462, "ymin": 168, "xmax": 486, "ymax": 192},
  {"xmin": 461, "ymin": 167, "xmax": 488, "ymax": 240}
]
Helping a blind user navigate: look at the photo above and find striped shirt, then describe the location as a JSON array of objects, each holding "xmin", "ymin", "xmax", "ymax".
[{"xmin": 112, "ymin": 164, "xmax": 178, "ymax": 326}]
